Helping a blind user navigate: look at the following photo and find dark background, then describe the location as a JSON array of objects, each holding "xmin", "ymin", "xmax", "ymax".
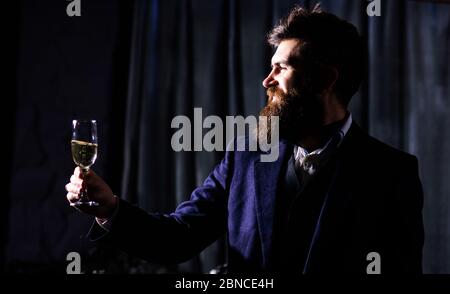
[{"xmin": 3, "ymin": 0, "xmax": 449, "ymax": 274}]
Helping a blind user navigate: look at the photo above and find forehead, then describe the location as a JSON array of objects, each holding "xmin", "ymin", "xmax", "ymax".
[{"xmin": 271, "ymin": 39, "xmax": 302, "ymax": 64}]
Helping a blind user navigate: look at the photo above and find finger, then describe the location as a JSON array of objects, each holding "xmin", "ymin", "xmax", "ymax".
[
  {"xmin": 74, "ymin": 167, "xmax": 84, "ymax": 179},
  {"xmin": 70, "ymin": 178, "xmax": 83, "ymax": 190},
  {"xmin": 65, "ymin": 183, "xmax": 81, "ymax": 194},
  {"xmin": 65, "ymin": 181, "xmax": 80, "ymax": 191},
  {"xmin": 66, "ymin": 192, "xmax": 80, "ymax": 203},
  {"xmin": 70, "ymin": 175, "xmax": 83, "ymax": 185}
]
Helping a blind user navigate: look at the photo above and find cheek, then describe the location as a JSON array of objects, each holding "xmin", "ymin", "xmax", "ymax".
[
  {"xmin": 278, "ymin": 78, "xmax": 292, "ymax": 93},
  {"xmin": 282, "ymin": 72, "xmax": 299, "ymax": 91}
]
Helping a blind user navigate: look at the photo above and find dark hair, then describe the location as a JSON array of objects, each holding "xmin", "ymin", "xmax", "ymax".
[{"xmin": 268, "ymin": 4, "xmax": 365, "ymax": 106}]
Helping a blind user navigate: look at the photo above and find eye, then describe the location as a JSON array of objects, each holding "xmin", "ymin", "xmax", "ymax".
[
  {"xmin": 272, "ymin": 63, "xmax": 287, "ymax": 71},
  {"xmin": 278, "ymin": 63, "xmax": 289, "ymax": 71}
]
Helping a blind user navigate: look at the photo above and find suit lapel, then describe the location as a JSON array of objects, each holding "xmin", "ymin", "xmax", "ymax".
[
  {"xmin": 253, "ymin": 139, "xmax": 293, "ymax": 268},
  {"xmin": 302, "ymin": 122, "xmax": 365, "ymax": 272}
]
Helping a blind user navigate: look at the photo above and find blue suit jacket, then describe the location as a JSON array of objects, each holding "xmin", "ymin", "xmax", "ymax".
[{"xmin": 90, "ymin": 122, "xmax": 424, "ymax": 273}]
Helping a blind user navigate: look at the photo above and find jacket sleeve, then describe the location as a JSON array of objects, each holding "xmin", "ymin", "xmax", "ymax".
[
  {"xmin": 390, "ymin": 155, "xmax": 425, "ymax": 274},
  {"xmin": 88, "ymin": 147, "xmax": 234, "ymax": 265}
]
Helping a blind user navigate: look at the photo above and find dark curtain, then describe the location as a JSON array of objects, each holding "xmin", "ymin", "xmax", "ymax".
[
  {"xmin": 122, "ymin": 0, "xmax": 450, "ymax": 274},
  {"xmin": 403, "ymin": 1, "xmax": 450, "ymax": 274},
  {"xmin": 5, "ymin": 0, "xmax": 133, "ymax": 273}
]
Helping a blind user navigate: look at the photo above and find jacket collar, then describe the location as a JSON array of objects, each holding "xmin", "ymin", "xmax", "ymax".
[
  {"xmin": 253, "ymin": 138, "xmax": 293, "ymax": 268},
  {"xmin": 302, "ymin": 121, "xmax": 367, "ymax": 272}
]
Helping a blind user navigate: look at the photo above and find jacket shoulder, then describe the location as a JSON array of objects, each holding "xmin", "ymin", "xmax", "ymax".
[
  {"xmin": 368, "ymin": 135, "xmax": 416, "ymax": 162},
  {"xmin": 346, "ymin": 123, "xmax": 418, "ymax": 168}
]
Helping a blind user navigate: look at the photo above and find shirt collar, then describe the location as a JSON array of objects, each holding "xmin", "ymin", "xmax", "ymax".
[{"xmin": 294, "ymin": 113, "xmax": 352, "ymax": 161}]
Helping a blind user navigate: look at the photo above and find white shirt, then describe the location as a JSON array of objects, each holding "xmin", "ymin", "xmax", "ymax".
[{"xmin": 293, "ymin": 114, "xmax": 352, "ymax": 179}]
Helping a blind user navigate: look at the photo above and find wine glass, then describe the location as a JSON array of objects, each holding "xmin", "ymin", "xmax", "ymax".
[{"xmin": 70, "ymin": 119, "xmax": 99, "ymax": 207}]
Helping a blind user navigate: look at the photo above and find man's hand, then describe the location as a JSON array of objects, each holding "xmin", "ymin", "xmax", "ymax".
[{"xmin": 65, "ymin": 167, "xmax": 118, "ymax": 219}]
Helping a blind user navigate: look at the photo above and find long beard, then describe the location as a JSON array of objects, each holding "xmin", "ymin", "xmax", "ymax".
[{"xmin": 257, "ymin": 86, "xmax": 322, "ymax": 143}]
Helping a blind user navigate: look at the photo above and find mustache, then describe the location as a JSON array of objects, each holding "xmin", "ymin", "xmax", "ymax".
[
  {"xmin": 266, "ymin": 86, "xmax": 302, "ymax": 105},
  {"xmin": 266, "ymin": 87, "xmax": 285, "ymax": 101}
]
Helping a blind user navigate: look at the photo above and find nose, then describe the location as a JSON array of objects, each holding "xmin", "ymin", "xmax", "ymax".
[{"xmin": 262, "ymin": 69, "xmax": 278, "ymax": 88}]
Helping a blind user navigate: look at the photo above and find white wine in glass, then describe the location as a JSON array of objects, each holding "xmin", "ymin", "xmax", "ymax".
[{"xmin": 70, "ymin": 119, "xmax": 99, "ymax": 207}]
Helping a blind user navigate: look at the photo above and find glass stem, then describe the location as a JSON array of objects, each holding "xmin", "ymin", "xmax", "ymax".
[{"xmin": 80, "ymin": 167, "xmax": 89, "ymax": 200}]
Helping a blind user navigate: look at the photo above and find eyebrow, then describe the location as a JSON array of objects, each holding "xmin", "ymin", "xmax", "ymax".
[
  {"xmin": 271, "ymin": 56, "xmax": 302, "ymax": 69},
  {"xmin": 271, "ymin": 58, "xmax": 289, "ymax": 67}
]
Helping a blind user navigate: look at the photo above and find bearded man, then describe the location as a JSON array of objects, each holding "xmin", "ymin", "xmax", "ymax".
[{"xmin": 65, "ymin": 5, "xmax": 424, "ymax": 274}]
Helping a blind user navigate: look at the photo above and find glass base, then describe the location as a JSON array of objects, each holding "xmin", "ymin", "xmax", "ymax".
[{"xmin": 70, "ymin": 200, "xmax": 99, "ymax": 207}]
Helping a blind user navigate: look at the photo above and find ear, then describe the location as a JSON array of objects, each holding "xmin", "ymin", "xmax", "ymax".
[{"xmin": 321, "ymin": 66, "xmax": 338, "ymax": 94}]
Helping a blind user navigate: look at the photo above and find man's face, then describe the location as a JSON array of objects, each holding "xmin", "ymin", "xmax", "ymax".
[
  {"xmin": 259, "ymin": 39, "xmax": 324, "ymax": 141},
  {"xmin": 262, "ymin": 39, "xmax": 302, "ymax": 99}
]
